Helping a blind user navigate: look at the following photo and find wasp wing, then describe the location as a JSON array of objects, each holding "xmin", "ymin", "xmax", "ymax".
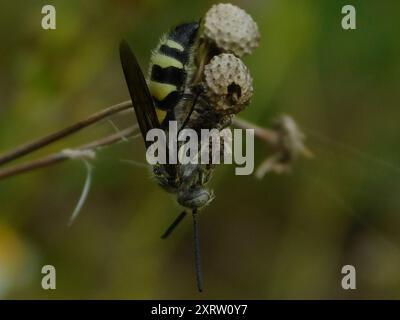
[
  {"xmin": 119, "ymin": 40, "xmax": 177, "ymax": 178},
  {"xmin": 119, "ymin": 40, "xmax": 160, "ymax": 148}
]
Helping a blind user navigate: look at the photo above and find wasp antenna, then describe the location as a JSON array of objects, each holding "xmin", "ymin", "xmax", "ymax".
[
  {"xmin": 192, "ymin": 209, "xmax": 203, "ymax": 292},
  {"xmin": 161, "ymin": 210, "xmax": 187, "ymax": 239}
]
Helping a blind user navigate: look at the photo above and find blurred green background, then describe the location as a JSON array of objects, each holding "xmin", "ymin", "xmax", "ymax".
[{"xmin": 0, "ymin": 0, "xmax": 400, "ymax": 299}]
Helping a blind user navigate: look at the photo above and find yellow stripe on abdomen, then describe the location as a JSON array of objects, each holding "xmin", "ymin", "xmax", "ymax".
[
  {"xmin": 151, "ymin": 53, "xmax": 184, "ymax": 69},
  {"xmin": 148, "ymin": 81, "xmax": 177, "ymax": 101},
  {"xmin": 156, "ymin": 108, "xmax": 167, "ymax": 123},
  {"xmin": 165, "ymin": 40, "xmax": 184, "ymax": 51}
]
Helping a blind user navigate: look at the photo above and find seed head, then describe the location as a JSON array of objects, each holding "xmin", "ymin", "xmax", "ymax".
[
  {"xmin": 204, "ymin": 53, "xmax": 253, "ymax": 115},
  {"xmin": 203, "ymin": 3, "xmax": 260, "ymax": 57}
]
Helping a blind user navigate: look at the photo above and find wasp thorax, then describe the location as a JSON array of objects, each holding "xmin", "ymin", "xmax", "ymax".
[
  {"xmin": 204, "ymin": 53, "xmax": 253, "ymax": 115},
  {"xmin": 203, "ymin": 3, "xmax": 260, "ymax": 57}
]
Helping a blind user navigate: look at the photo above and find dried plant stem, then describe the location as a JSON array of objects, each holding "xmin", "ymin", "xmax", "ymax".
[
  {"xmin": 0, "ymin": 125, "xmax": 138, "ymax": 180},
  {"xmin": 0, "ymin": 99, "xmax": 278, "ymax": 169},
  {"xmin": 232, "ymin": 117, "xmax": 279, "ymax": 146},
  {"xmin": 0, "ymin": 100, "xmax": 132, "ymax": 166},
  {"xmin": 0, "ymin": 99, "xmax": 305, "ymax": 181}
]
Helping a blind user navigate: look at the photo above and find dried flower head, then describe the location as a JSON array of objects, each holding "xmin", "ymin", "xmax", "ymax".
[
  {"xmin": 203, "ymin": 3, "xmax": 260, "ymax": 57},
  {"xmin": 255, "ymin": 115, "xmax": 313, "ymax": 178},
  {"xmin": 203, "ymin": 53, "xmax": 253, "ymax": 115}
]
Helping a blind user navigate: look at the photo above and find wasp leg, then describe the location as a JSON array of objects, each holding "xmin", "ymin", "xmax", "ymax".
[
  {"xmin": 161, "ymin": 210, "xmax": 188, "ymax": 239},
  {"xmin": 178, "ymin": 92, "xmax": 201, "ymax": 132}
]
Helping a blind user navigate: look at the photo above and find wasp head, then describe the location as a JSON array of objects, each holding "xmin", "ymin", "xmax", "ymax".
[{"xmin": 178, "ymin": 186, "xmax": 214, "ymax": 210}]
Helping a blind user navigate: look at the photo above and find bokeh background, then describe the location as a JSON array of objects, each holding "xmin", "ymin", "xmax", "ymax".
[{"xmin": 0, "ymin": 0, "xmax": 399, "ymax": 299}]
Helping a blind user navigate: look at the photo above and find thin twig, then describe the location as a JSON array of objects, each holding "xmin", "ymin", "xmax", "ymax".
[
  {"xmin": 232, "ymin": 117, "xmax": 279, "ymax": 146},
  {"xmin": 0, "ymin": 97, "xmax": 308, "ymax": 181},
  {"xmin": 0, "ymin": 100, "xmax": 133, "ymax": 166},
  {"xmin": 0, "ymin": 98, "xmax": 280, "ymax": 169},
  {"xmin": 0, "ymin": 125, "xmax": 139, "ymax": 180}
]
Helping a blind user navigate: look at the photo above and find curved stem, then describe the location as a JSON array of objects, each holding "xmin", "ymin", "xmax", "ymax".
[
  {"xmin": 0, "ymin": 125, "xmax": 138, "ymax": 180},
  {"xmin": 0, "ymin": 100, "xmax": 133, "ymax": 166}
]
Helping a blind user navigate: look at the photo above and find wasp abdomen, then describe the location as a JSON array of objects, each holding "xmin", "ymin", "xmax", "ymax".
[{"xmin": 148, "ymin": 23, "xmax": 199, "ymax": 120}]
